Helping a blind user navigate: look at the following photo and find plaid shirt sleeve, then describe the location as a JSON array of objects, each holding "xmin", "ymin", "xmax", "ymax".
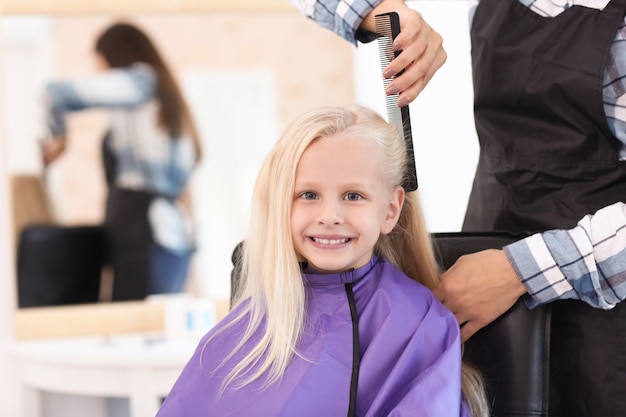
[
  {"xmin": 504, "ymin": 202, "xmax": 626, "ymax": 309},
  {"xmin": 45, "ymin": 64, "xmax": 156, "ymax": 136},
  {"xmin": 288, "ymin": 0, "xmax": 384, "ymax": 44}
]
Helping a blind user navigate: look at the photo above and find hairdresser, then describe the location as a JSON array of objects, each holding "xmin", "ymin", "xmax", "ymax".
[{"xmin": 292, "ymin": 1, "xmax": 626, "ymax": 416}]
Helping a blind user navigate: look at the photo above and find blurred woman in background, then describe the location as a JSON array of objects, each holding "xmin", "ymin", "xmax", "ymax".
[{"xmin": 42, "ymin": 21, "xmax": 202, "ymax": 301}]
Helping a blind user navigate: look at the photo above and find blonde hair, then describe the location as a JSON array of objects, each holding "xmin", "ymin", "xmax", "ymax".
[{"xmin": 216, "ymin": 105, "xmax": 487, "ymax": 416}]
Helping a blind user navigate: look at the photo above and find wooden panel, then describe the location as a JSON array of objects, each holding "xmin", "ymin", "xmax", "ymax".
[
  {"xmin": 14, "ymin": 299, "xmax": 230, "ymax": 340},
  {"xmin": 10, "ymin": 175, "xmax": 54, "ymax": 247},
  {"xmin": 15, "ymin": 301, "xmax": 165, "ymax": 340},
  {"xmin": 2, "ymin": 0, "xmax": 293, "ymax": 15}
]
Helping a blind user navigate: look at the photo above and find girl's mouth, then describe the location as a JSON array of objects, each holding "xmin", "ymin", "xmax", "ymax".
[{"xmin": 311, "ymin": 237, "xmax": 350, "ymax": 245}]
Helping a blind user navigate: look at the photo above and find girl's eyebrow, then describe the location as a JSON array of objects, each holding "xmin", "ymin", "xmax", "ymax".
[
  {"xmin": 293, "ymin": 180, "xmax": 319, "ymax": 188},
  {"xmin": 295, "ymin": 181, "xmax": 372, "ymax": 190}
]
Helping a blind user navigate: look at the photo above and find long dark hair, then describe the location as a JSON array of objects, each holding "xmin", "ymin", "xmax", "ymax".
[{"xmin": 95, "ymin": 22, "xmax": 201, "ymax": 159}]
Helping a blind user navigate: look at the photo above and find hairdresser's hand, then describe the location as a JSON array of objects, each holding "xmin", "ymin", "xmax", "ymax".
[
  {"xmin": 41, "ymin": 135, "xmax": 67, "ymax": 167},
  {"xmin": 433, "ymin": 249, "xmax": 527, "ymax": 342},
  {"xmin": 361, "ymin": 0, "xmax": 447, "ymax": 107}
]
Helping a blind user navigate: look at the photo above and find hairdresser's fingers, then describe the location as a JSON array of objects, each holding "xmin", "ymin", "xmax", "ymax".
[
  {"xmin": 460, "ymin": 321, "xmax": 483, "ymax": 342},
  {"xmin": 393, "ymin": 41, "xmax": 446, "ymax": 107},
  {"xmin": 383, "ymin": 10, "xmax": 446, "ymax": 104},
  {"xmin": 456, "ymin": 308, "xmax": 499, "ymax": 342},
  {"xmin": 435, "ymin": 249, "xmax": 526, "ymax": 341},
  {"xmin": 381, "ymin": 8, "xmax": 425, "ymax": 78},
  {"xmin": 432, "ymin": 259, "xmax": 462, "ymax": 305}
]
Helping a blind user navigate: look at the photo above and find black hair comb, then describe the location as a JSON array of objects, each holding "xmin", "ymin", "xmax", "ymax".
[{"xmin": 375, "ymin": 11, "xmax": 418, "ymax": 191}]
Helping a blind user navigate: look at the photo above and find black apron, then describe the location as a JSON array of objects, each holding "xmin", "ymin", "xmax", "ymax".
[
  {"xmin": 466, "ymin": 1, "xmax": 626, "ymax": 416},
  {"xmin": 102, "ymin": 132, "xmax": 155, "ymax": 301}
]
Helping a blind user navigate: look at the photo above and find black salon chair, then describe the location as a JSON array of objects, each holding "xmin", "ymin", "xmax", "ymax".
[
  {"xmin": 16, "ymin": 224, "xmax": 107, "ymax": 308},
  {"xmin": 231, "ymin": 232, "xmax": 550, "ymax": 417},
  {"xmin": 432, "ymin": 232, "xmax": 550, "ymax": 417}
]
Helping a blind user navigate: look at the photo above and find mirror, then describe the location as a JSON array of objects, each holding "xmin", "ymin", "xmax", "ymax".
[{"xmin": 3, "ymin": 7, "xmax": 355, "ymax": 309}]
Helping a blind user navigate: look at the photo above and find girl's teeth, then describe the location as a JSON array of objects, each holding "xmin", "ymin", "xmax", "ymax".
[{"xmin": 314, "ymin": 238, "xmax": 348, "ymax": 245}]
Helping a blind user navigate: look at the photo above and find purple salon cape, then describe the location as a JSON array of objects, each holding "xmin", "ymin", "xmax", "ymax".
[{"xmin": 157, "ymin": 256, "xmax": 470, "ymax": 416}]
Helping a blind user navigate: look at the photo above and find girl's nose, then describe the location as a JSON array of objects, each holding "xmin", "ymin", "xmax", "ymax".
[{"xmin": 317, "ymin": 200, "xmax": 343, "ymax": 225}]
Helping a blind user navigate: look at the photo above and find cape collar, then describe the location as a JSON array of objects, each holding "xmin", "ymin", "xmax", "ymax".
[{"xmin": 301, "ymin": 256, "xmax": 379, "ymax": 287}]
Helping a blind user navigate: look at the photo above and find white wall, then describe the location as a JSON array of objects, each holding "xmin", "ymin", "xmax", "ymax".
[
  {"xmin": 355, "ymin": 0, "xmax": 478, "ymax": 232},
  {"xmin": 183, "ymin": 69, "xmax": 279, "ymax": 300},
  {"xmin": 3, "ymin": 18, "xmax": 54, "ymax": 175},
  {"xmin": 1, "ymin": 20, "xmax": 59, "ymax": 414}
]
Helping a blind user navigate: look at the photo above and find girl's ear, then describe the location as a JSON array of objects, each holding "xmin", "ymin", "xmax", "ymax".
[{"xmin": 381, "ymin": 186, "xmax": 405, "ymax": 235}]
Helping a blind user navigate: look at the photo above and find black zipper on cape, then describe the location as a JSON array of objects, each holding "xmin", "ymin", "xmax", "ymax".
[{"xmin": 345, "ymin": 282, "xmax": 360, "ymax": 417}]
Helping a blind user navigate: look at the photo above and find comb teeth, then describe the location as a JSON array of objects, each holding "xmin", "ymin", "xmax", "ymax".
[
  {"xmin": 375, "ymin": 13, "xmax": 402, "ymax": 132},
  {"xmin": 374, "ymin": 18, "xmax": 395, "ymax": 65},
  {"xmin": 375, "ymin": 12, "xmax": 418, "ymax": 191}
]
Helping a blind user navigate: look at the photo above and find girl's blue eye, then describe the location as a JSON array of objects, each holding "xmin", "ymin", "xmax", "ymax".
[
  {"xmin": 301, "ymin": 191, "xmax": 317, "ymax": 200},
  {"xmin": 345, "ymin": 192, "xmax": 362, "ymax": 201}
]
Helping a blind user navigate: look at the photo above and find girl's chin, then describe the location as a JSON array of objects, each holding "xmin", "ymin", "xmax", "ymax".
[{"xmin": 305, "ymin": 259, "xmax": 368, "ymax": 274}]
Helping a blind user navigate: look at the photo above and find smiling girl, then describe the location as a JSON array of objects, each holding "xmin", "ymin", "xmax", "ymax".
[{"xmin": 157, "ymin": 105, "xmax": 487, "ymax": 417}]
